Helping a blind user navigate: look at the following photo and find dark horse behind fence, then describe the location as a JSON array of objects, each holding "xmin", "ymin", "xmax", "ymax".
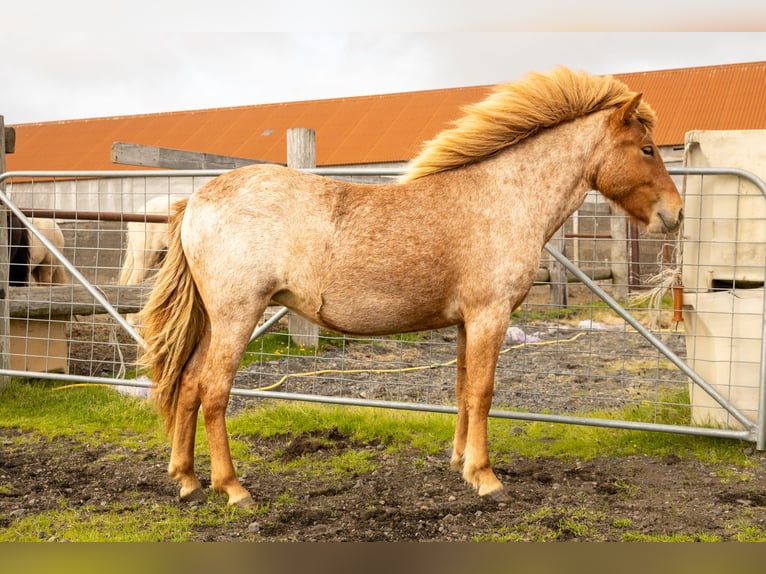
[
  {"xmin": 5, "ymin": 213, "xmax": 67, "ymax": 286},
  {"xmin": 139, "ymin": 67, "xmax": 684, "ymax": 508},
  {"xmin": 8, "ymin": 212, "xmax": 30, "ymax": 286}
]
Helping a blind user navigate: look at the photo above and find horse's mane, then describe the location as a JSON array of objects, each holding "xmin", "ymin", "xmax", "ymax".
[{"xmin": 402, "ymin": 67, "xmax": 657, "ymax": 182}]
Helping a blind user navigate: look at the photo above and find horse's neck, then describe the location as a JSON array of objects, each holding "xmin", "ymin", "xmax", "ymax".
[{"xmin": 472, "ymin": 111, "xmax": 607, "ymax": 240}]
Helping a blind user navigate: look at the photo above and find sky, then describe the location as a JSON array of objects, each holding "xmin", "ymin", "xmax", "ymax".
[{"xmin": 2, "ymin": 1, "xmax": 766, "ymax": 125}]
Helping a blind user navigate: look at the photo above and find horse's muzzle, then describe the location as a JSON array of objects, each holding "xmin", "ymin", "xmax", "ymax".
[{"xmin": 655, "ymin": 208, "xmax": 683, "ymax": 234}]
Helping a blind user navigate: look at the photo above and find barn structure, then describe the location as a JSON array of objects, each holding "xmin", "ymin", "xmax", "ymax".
[{"xmin": 6, "ymin": 61, "xmax": 766, "ymax": 175}]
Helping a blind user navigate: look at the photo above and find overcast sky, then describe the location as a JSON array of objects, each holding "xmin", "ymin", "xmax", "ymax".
[{"xmin": 2, "ymin": 2, "xmax": 766, "ymax": 125}]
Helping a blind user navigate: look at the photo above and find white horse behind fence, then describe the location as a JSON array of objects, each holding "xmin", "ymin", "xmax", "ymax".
[{"xmin": 29, "ymin": 217, "xmax": 67, "ymax": 285}]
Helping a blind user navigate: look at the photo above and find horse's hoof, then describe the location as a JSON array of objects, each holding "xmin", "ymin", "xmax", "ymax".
[
  {"xmin": 480, "ymin": 488, "xmax": 510, "ymax": 503},
  {"xmin": 447, "ymin": 448, "xmax": 464, "ymax": 471},
  {"xmin": 180, "ymin": 487, "xmax": 207, "ymax": 504},
  {"xmin": 230, "ymin": 495, "xmax": 256, "ymax": 510}
]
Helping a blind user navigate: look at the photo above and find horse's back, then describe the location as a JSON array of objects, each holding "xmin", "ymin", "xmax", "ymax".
[{"xmin": 181, "ymin": 164, "xmax": 472, "ymax": 335}]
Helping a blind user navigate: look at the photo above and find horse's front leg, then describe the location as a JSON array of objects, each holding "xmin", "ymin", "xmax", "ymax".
[
  {"xmin": 457, "ymin": 308, "xmax": 509, "ymax": 499},
  {"xmin": 450, "ymin": 323, "xmax": 468, "ymax": 472}
]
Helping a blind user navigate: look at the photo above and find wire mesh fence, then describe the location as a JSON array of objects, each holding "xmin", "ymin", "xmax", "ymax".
[{"xmin": 0, "ymin": 166, "xmax": 763, "ymax": 447}]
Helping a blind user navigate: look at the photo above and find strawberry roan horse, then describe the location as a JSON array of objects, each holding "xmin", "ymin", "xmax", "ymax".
[{"xmin": 140, "ymin": 67, "xmax": 683, "ymax": 507}]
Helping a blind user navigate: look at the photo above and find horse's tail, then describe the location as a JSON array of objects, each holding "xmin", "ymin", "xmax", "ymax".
[
  {"xmin": 117, "ymin": 236, "xmax": 135, "ymax": 285},
  {"xmin": 138, "ymin": 198, "xmax": 206, "ymax": 433}
]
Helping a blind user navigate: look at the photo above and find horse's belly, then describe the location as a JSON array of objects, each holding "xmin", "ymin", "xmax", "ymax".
[
  {"xmin": 274, "ymin": 290, "xmax": 456, "ymax": 336},
  {"xmin": 317, "ymin": 309, "xmax": 455, "ymax": 337}
]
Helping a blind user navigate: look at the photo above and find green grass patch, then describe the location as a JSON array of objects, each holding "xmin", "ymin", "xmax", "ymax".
[
  {"xmin": 620, "ymin": 531, "xmax": 723, "ymax": 542},
  {"xmin": 0, "ymin": 500, "xmax": 252, "ymax": 542},
  {"xmin": 264, "ymin": 447, "xmax": 377, "ymax": 483},
  {"xmin": 487, "ymin": 388, "xmax": 755, "ymax": 469},
  {"xmin": 475, "ymin": 506, "xmax": 605, "ymax": 542},
  {"xmin": 228, "ymin": 401, "xmax": 455, "ymax": 455},
  {"xmin": 513, "ymin": 294, "xmax": 673, "ymax": 326},
  {"xmin": 1, "ymin": 378, "xmax": 753, "ymax": 473},
  {"xmin": 734, "ymin": 524, "xmax": 766, "ymax": 542},
  {"xmin": 240, "ymin": 330, "xmax": 433, "ymax": 371},
  {"xmin": 0, "ymin": 378, "xmax": 163, "ymax": 448},
  {"xmin": 240, "ymin": 331, "xmax": 319, "ymax": 368}
]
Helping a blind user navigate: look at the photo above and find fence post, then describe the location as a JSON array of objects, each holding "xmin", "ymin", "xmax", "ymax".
[
  {"xmin": 610, "ymin": 209, "xmax": 629, "ymax": 301},
  {"xmin": 286, "ymin": 128, "xmax": 320, "ymax": 348},
  {"xmin": 0, "ymin": 115, "xmax": 10, "ymax": 389}
]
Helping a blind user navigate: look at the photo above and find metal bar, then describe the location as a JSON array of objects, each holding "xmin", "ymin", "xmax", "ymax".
[
  {"xmin": 249, "ymin": 307, "xmax": 290, "ymax": 344},
  {"xmin": 565, "ymin": 233, "xmax": 612, "ymax": 239},
  {"xmin": 2, "ymin": 369, "xmax": 752, "ymax": 443},
  {"xmin": 19, "ymin": 209, "xmax": 172, "ymax": 223}
]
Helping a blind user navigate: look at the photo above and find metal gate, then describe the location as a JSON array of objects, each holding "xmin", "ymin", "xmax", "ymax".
[{"xmin": 0, "ymin": 166, "xmax": 763, "ymax": 449}]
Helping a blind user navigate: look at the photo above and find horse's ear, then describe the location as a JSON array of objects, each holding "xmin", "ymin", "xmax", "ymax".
[{"xmin": 611, "ymin": 93, "xmax": 643, "ymax": 127}]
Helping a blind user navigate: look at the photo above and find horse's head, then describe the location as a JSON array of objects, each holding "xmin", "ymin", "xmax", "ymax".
[{"xmin": 591, "ymin": 93, "xmax": 684, "ymax": 235}]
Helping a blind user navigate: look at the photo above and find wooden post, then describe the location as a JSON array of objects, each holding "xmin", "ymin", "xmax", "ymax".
[
  {"xmin": 549, "ymin": 226, "xmax": 568, "ymax": 307},
  {"xmin": 609, "ymin": 210, "xmax": 629, "ymax": 301},
  {"xmin": 286, "ymin": 128, "xmax": 319, "ymax": 348},
  {"xmin": 0, "ymin": 116, "xmax": 10, "ymax": 389}
]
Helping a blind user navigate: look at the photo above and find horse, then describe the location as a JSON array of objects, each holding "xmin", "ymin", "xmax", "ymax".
[
  {"xmin": 28, "ymin": 218, "xmax": 67, "ymax": 284},
  {"xmin": 139, "ymin": 67, "xmax": 684, "ymax": 508},
  {"xmin": 119, "ymin": 195, "xmax": 185, "ymax": 324},
  {"xmin": 6, "ymin": 214, "xmax": 68, "ymax": 286},
  {"xmin": 8, "ymin": 212, "xmax": 30, "ymax": 286}
]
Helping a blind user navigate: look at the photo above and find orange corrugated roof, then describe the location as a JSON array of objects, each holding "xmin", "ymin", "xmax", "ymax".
[
  {"xmin": 614, "ymin": 61, "xmax": 766, "ymax": 146},
  {"xmin": 6, "ymin": 61, "xmax": 766, "ymax": 171}
]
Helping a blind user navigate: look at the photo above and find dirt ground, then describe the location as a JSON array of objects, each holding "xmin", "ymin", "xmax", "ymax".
[
  {"xmin": 1, "ymin": 424, "xmax": 765, "ymax": 542},
  {"xmin": 3, "ymin": 285, "xmax": 766, "ymax": 541}
]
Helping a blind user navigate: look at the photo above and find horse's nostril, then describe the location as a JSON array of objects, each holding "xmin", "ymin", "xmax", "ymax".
[{"xmin": 678, "ymin": 208, "xmax": 684, "ymax": 224}]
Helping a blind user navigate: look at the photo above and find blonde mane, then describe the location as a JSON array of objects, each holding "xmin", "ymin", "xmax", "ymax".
[{"xmin": 402, "ymin": 67, "xmax": 657, "ymax": 182}]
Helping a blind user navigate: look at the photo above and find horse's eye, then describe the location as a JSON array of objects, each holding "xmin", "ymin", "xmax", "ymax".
[{"xmin": 641, "ymin": 146, "xmax": 654, "ymax": 157}]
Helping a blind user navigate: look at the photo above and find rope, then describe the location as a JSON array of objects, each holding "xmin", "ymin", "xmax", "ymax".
[
  {"xmin": 50, "ymin": 331, "xmax": 588, "ymax": 394},
  {"xmin": 251, "ymin": 330, "xmax": 587, "ymax": 392}
]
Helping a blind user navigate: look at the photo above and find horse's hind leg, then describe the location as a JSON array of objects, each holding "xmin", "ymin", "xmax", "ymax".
[
  {"xmin": 36, "ymin": 256, "xmax": 54, "ymax": 284},
  {"xmin": 169, "ymin": 348, "xmax": 205, "ymax": 503},
  {"xmin": 51, "ymin": 263, "xmax": 67, "ymax": 284},
  {"xmin": 186, "ymin": 305, "xmax": 264, "ymax": 507}
]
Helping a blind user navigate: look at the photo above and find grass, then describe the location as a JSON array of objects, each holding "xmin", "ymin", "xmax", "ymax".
[
  {"xmin": 0, "ymin": 378, "xmax": 755, "ymax": 471},
  {"xmin": 239, "ymin": 329, "xmax": 433, "ymax": 371},
  {"xmin": 485, "ymin": 387, "xmax": 757, "ymax": 469},
  {"xmin": 513, "ymin": 293, "xmax": 677, "ymax": 330},
  {"xmin": 229, "ymin": 401, "xmax": 455, "ymax": 455},
  {"xmin": 0, "ymin": 378, "xmax": 163, "ymax": 448},
  {"xmin": 474, "ymin": 506, "xmax": 605, "ymax": 542},
  {"xmin": 619, "ymin": 531, "xmax": 723, "ymax": 542},
  {"xmin": 0, "ymin": 500, "xmax": 253, "ymax": 542},
  {"xmin": 240, "ymin": 332, "xmax": 319, "ymax": 368}
]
